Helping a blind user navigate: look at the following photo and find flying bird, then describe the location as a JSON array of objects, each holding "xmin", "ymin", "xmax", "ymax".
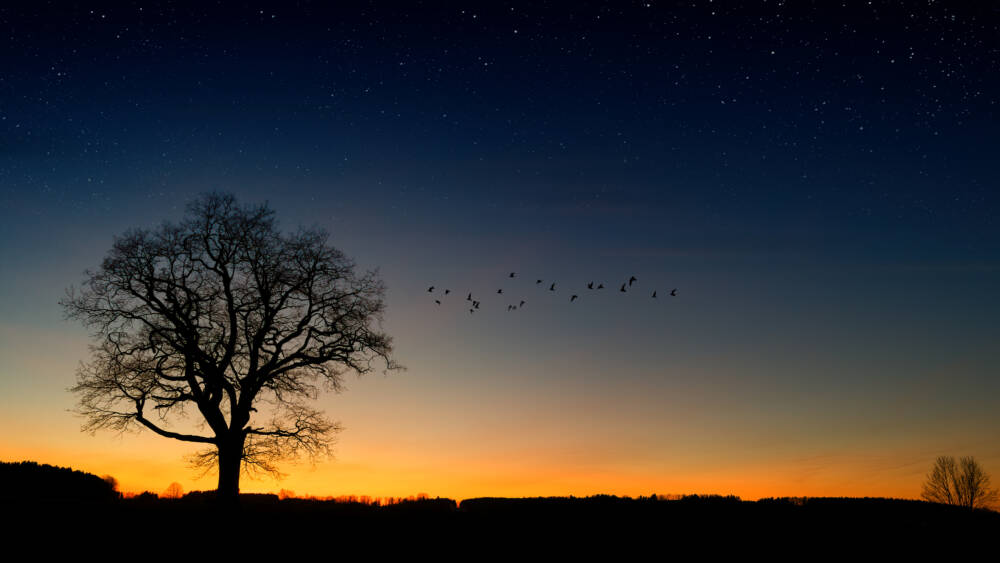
[
  {"xmin": 444, "ymin": 289, "xmax": 450, "ymax": 295},
  {"xmin": 629, "ymin": 276, "xmax": 637, "ymax": 286},
  {"xmin": 469, "ymin": 308, "xmax": 475, "ymax": 314},
  {"xmin": 507, "ymin": 305, "xmax": 513, "ymax": 311},
  {"xmin": 474, "ymin": 301, "xmax": 480, "ymax": 309},
  {"xmin": 652, "ymin": 291, "xmax": 657, "ymax": 298},
  {"xmin": 671, "ymin": 289, "xmax": 677, "ymax": 297},
  {"xmin": 467, "ymin": 293, "xmax": 472, "ymax": 301},
  {"xmin": 597, "ymin": 283, "xmax": 604, "ymax": 289},
  {"xmin": 570, "ymin": 295, "xmax": 578, "ymax": 302},
  {"xmin": 497, "ymin": 289, "xmax": 503, "ymax": 294},
  {"xmin": 428, "ymin": 286, "xmax": 434, "ymax": 292},
  {"xmin": 435, "ymin": 300, "xmax": 441, "ymax": 305},
  {"xmin": 536, "ymin": 279, "xmax": 543, "ymax": 284},
  {"xmin": 549, "ymin": 283, "xmax": 556, "ymax": 291},
  {"xmin": 519, "ymin": 300, "xmax": 525, "ymax": 307},
  {"xmin": 620, "ymin": 283, "xmax": 626, "ymax": 292},
  {"xmin": 509, "ymin": 272, "xmax": 516, "ymax": 278},
  {"xmin": 587, "ymin": 282, "xmax": 594, "ymax": 289}
]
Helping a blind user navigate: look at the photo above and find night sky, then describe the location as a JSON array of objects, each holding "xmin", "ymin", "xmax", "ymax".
[{"xmin": 1, "ymin": 2, "xmax": 998, "ymax": 499}]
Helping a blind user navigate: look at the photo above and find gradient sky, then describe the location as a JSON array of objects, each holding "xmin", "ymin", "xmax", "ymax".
[{"xmin": 1, "ymin": 2, "xmax": 998, "ymax": 500}]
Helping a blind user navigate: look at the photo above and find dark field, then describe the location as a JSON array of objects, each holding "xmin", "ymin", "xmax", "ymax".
[
  {"xmin": 8, "ymin": 493, "xmax": 999, "ymax": 555},
  {"xmin": 3, "ymin": 462, "xmax": 997, "ymax": 553}
]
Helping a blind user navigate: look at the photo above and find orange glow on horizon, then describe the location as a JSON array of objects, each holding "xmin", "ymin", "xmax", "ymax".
[
  {"xmin": 2, "ymin": 324, "xmax": 993, "ymax": 505},
  {"xmin": 0, "ymin": 439, "xmax": 935, "ymax": 502}
]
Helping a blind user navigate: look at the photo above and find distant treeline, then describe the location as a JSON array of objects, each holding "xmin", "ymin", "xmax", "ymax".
[
  {"xmin": 0, "ymin": 461, "xmax": 119, "ymax": 502},
  {"xmin": 4, "ymin": 460, "xmax": 999, "ymax": 549}
]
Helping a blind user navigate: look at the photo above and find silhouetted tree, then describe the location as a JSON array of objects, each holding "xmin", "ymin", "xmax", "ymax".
[
  {"xmin": 101, "ymin": 474, "xmax": 119, "ymax": 493},
  {"xmin": 163, "ymin": 482, "xmax": 184, "ymax": 499},
  {"xmin": 62, "ymin": 192, "xmax": 399, "ymax": 501},
  {"xmin": 921, "ymin": 455, "xmax": 999, "ymax": 510}
]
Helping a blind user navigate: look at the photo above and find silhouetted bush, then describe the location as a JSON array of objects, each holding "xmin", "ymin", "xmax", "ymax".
[{"xmin": 0, "ymin": 460, "xmax": 120, "ymax": 502}]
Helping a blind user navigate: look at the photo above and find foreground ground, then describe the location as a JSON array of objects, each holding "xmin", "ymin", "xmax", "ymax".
[
  {"xmin": 7, "ymin": 493, "xmax": 999, "ymax": 551},
  {"xmin": 3, "ymin": 461, "xmax": 997, "ymax": 553}
]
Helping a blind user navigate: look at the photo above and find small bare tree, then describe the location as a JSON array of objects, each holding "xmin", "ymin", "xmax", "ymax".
[
  {"xmin": 921, "ymin": 455, "xmax": 999, "ymax": 510},
  {"xmin": 62, "ymin": 192, "xmax": 399, "ymax": 501},
  {"xmin": 163, "ymin": 482, "xmax": 184, "ymax": 499}
]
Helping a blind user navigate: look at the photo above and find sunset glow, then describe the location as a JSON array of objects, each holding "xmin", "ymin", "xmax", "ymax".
[{"xmin": 2, "ymin": 4, "xmax": 998, "ymax": 504}]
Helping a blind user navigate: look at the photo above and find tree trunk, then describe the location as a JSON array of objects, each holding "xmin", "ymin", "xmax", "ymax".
[{"xmin": 216, "ymin": 436, "xmax": 244, "ymax": 503}]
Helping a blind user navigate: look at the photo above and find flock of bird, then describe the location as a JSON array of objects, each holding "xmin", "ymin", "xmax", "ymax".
[{"xmin": 428, "ymin": 272, "xmax": 677, "ymax": 314}]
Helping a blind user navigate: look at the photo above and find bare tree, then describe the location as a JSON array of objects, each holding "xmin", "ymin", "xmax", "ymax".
[
  {"xmin": 163, "ymin": 482, "xmax": 184, "ymax": 499},
  {"xmin": 62, "ymin": 192, "xmax": 399, "ymax": 501},
  {"xmin": 921, "ymin": 455, "xmax": 999, "ymax": 510}
]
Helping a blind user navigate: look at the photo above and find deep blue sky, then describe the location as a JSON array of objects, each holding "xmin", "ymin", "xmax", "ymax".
[{"xmin": 1, "ymin": 2, "xmax": 998, "ymax": 498}]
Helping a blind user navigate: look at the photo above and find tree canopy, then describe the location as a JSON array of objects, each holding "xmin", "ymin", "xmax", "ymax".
[{"xmin": 62, "ymin": 192, "xmax": 399, "ymax": 499}]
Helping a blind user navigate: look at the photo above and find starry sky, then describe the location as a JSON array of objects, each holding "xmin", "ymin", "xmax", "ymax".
[{"xmin": 1, "ymin": 2, "xmax": 998, "ymax": 499}]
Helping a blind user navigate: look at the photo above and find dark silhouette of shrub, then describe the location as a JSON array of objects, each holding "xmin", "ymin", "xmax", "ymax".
[{"xmin": 0, "ymin": 460, "xmax": 120, "ymax": 502}]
